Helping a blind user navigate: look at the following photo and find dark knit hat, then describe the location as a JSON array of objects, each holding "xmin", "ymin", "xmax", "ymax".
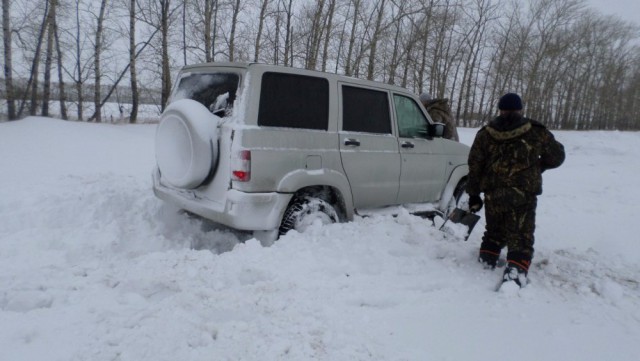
[{"xmin": 498, "ymin": 93, "xmax": 523, "ymax": 111}]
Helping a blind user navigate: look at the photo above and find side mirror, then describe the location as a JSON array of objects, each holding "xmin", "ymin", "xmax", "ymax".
[{"xmin": 429, "ymin": 123, "xmax": 445, "ymax": 138}]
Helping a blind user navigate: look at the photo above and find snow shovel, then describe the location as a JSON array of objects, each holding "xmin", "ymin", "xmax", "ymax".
[{"xmin": 439, "ymin": 208, "xmax": 480, "ymax": 241}]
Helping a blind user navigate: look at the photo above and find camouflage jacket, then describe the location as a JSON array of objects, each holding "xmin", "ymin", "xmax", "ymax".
[
  {"xmin": 423, "ymin": 98, "xmax": 459, "ymax": 142},
  {"xmin": 466, "ymin": 114, "xmax": 565, "ymax": 196}
]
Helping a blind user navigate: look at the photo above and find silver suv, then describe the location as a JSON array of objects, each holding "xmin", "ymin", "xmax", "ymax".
[{"xmin": 153, "ymin": 62, "xmax": 470, "ymax": 240}]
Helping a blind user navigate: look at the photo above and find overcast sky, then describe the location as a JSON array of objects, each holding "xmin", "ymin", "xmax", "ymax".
[{"xmin": 589, "ymin": 0, "xmax": 640, "ymax": 25}]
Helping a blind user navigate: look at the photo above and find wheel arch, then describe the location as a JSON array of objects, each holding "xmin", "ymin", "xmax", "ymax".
[
  {"xmin": 283, "ymin": 185, "xmax": 349, "ymax": 223},
  {"xmin": 277, "ymin": 169, "xmax": 354, "ymax": 221},
  {"xmin": 438, "ymin": 164, "xmax": 469, "ymax": 212}
]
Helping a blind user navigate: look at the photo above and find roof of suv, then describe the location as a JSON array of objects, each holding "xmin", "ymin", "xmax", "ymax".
[{"xmin": 180, "ymin": 62, "xmax": 414, "ymax": 95}]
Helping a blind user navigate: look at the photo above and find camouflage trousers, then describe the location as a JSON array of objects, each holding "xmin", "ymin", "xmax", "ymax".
[{"xmin": 480, "ymin": 187, "xmax": 537, "ymax": 265}]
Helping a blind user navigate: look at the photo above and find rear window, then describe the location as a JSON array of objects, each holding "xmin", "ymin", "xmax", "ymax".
[
  {"xmin": 258, "ymin": 72, "xmax": 329, "ymax": 130},
  {"xmin": 342, "ymin": 85, "xmax": 391, "ymax": 134},
  {"xmin": 172, "ymin": 72, "xmax": 240, "ymax": 117}
]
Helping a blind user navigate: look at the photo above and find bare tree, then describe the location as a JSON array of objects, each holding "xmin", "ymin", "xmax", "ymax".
[
  {"xmin": 320, "ymin": 0, "xmax": 337, "ymax": 72},
  {"xmin": 181, "ymin": 0, "xmax": 187, "ymax": 65},
  {"xmin": 17, "ymin": 1, "xmax": 50, "ymax": 118},
  {"xmin": 228, "ymin": 0, "xmax": 242, "ymax": 61},
  {"xmin": 64, "ymin": 0, "xmax": 94, "ymax": 121},
  {"xmin": 254, "ymin": 0, "xmax": 270, "ymax": 62},
  {"xmin": 365, "ymin": 0, "xmax": 386, "ymax": 80},
  {"xmin": 160, "ymin": 0, "xmax": 171, "ymax": 110},
  {"xmin": 304, "ymin": 0, "xmax": 326, "ymax": 70},
  {"xmin": 136, "ymin": 0, "xmax": 179, "ymax": 111},
  {"xmin": 343, "ymin": 0, "xmax": 362, "ymax": 76},
  {"xmin": 454, "ymin": 0, "xmax": 496, "ymax": 125},
  {"xmin": 3, "ymin": 0, "xmax": 639, "ymax": 129},
  {"xmin": 2, "ymin": 0, "xmax": 16, "ymax": 120},
  {"xmin": 205, "ymin": 0, "xmax": 219, "ymax": 62},
  {"xmin": 53, "ymin": 4, "xmax": 67, "ymax": 120},
  {"xmin": 129, "ymin": 0, "xmax": 138, "ymax": 123},
  {"xmin": 282, "ymin": 0, "xmax": 294, "ymax": 66},
  {"xmin": 41, "ymin": 0, "xmax": 58, "ymax": 117},
  {"xmin": 91, "ymin": 0, "xmax": 108, "ymax": 122}
]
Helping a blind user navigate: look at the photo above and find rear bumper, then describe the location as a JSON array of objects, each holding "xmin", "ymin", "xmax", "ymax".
[{"xmin": 152, "ymin": 168, "xmax": 292, "ymax": 231}]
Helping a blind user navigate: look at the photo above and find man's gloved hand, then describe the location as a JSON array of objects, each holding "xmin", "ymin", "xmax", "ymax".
[{"xmin": 468, "ymin": 195, "xmax": 483, "ymax": 213}]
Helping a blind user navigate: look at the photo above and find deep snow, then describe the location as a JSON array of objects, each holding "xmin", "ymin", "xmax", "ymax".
[{"xmin": 1, "ymin": 117, "xmax": 639, "ymax": 361}]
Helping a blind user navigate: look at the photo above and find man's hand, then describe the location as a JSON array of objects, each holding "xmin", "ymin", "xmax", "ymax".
[{"xmin": 468, "ymin": 195, "xmax": 483, "ymax": 213}]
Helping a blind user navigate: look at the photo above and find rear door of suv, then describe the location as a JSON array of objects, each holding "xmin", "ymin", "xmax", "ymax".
[{"xmin": 338, "ymin": 84, "xmax": 401, "ymax": 209}]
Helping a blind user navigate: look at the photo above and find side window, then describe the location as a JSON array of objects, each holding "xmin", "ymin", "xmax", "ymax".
[
  {"xmin": 342, "ymin": 85, "xmax": 391, "ymax": 134},
  {"xmin": 394, "ymin": 94, "xmax": 429, "ymax": 138},
  {"xmin": 258, "ymin": 72, "xmax": 329, "ymax": 130}
]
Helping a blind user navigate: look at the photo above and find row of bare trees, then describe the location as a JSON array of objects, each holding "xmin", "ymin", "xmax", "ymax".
[{"xmin": 2, "ymin": 0, "xmax": 640, "ymax": 129}]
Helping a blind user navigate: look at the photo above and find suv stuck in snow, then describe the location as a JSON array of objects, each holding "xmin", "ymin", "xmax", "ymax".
[{"xmin": 153, "ymin": 62, "xmax": 471, "ymax": 240}]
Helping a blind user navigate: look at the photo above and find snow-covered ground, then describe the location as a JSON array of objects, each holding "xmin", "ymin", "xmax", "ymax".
[{"xmin": 1, "ymin": 117, "xmax": 639, "ymax": 361}]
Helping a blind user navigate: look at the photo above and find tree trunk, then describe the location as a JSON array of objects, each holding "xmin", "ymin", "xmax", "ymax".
[
  {"xmin": 53, "ymin": 7, "xmax": 67, "ymax": 120},
  {"xmin": 320, "ymin": 0, "xmax": 336, "ymax": 72},
  {"xmin": 93, "ymin": 0, "xmax": 107, "ymax": 123},
  {"xmin": 42, "ymin": 0, "xmax": 57, "ymax": 117},
  {"xmin": 21, "ymin": 1, "xmax": 50, "ymax": 118},
  {"xmin": 344, "ymin": 0, "xmax": 361, "ymax": 76},
  {"xmin": 202, "ymin": 0, "xmax": 219, "ymax": 62},
  {"xmin": 2, "ymin": 0, "xmax": 16, "ymax": 120},
  {"xmin": 283, "ymin": 0, "xmax": 293, "ymax": 66},
  {"xmin": 334, "ymin": 0, "xmax": 351, "ymax": 73},
  {"xmin": 204, "ymin": 0, "xmax": 212, "ymax": 62},
  {"xmin": 254, "ymin": 0, "xmax": 270, "ymax": 62},
  {"xmin": 182, "ymin": 0, "xmax": 187, "ymax": 65},
  {"xmin": 418, "ymin": 0, "xmax": 434, "ymax": 93},
  {"xmin": 129, "ymin": 0, "xmax": 138, "ymax": 123},
  {"xmin": 228, "ymin": 0, "xmax": 241, "ymax": 61},
  {"xmin": 273, "ymin": 0, "xmax": 281, "ymax": 64},
  {"xmin": 161, "ymin": 0, "xmax": 171, "ymax": 111},
  {"xmin": 75, "ymin": 0, "xmax": 83, "ymax": 121},
  {"xmin": 305, "ymin": 0, "xmax": 326, "ymax": 70},
  {"xmin": 387, "ymin": 14, "xmax": 403, "ymax": 85},
  {"xmin": 366, "ymin": 0, "xmax": 386, "ymax": 81}
]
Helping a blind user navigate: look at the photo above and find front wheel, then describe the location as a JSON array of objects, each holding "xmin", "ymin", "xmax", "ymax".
[{"xmin": 278, "ymin": 196, "xmax": 340, "ymax": 237}]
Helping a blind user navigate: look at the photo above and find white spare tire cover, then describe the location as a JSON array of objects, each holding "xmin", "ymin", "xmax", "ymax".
[{"xmin": 155, "ymin": 99, "xmax": 220, "ymax": 189}]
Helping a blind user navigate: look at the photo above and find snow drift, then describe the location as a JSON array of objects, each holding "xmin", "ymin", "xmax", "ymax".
[{"xmin": 1, "ymin": 117, "xmax": 639, "ymax": 361}]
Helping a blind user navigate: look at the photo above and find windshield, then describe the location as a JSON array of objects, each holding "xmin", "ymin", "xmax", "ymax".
[{"xmin": 172, "ymin": 72, "xmax": 240, "ymax": 117}]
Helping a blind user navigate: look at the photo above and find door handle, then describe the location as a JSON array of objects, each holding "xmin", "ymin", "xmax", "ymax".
[
  {"xmin": 401, "ymin": 141, "xmax": 415, "ymax": 149},
  {"xmin": 344, "ymin": 138, "xmax": 361, "ymax": 147}
]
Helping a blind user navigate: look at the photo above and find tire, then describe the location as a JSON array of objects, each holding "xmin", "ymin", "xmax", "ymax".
[
  {"xmin": 445, "ymin": 178, "xmax": 470, "ymax": 217},
  {"xmin": 278, "ymin": 196, "xmax": 340, "ymax": 236},
  {"xmin": 155, "ymin": 99, "xmax": 220, "ymax": 189}
]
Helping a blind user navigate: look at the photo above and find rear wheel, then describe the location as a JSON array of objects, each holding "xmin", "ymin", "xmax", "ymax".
[{"xmin": 278, "ymin": 196, "xmax": 340, "ymax": 237}]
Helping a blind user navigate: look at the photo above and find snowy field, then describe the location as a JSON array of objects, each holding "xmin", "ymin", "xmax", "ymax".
[
  {"xmin": 1, "ymin": 117, "xmax": 639, "ymax": 361},
  {"xmin": 0, "ymin": 100, "xmax": 162, "ymax": 123}
]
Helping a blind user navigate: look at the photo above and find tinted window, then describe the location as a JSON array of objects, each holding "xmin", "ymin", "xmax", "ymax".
[
  {"xmin": 394, "ymin": 95, "xmax": 429, "ymax": 138},
  {"xmin": 342, "ymin": 86, "xmax": 391, "ymax": 134},
  {"xmin": 173, "ymin": 73, "xmax": 239, "ymax": 117},
  {"xmin": 258, "ymin": 72, "xmax": 329, "ymax": 130}
]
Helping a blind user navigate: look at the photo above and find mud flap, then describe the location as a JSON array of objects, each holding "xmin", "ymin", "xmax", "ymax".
[{"xmin": 439, "ymin": 208, "xmax": 481, "ymax": 241}]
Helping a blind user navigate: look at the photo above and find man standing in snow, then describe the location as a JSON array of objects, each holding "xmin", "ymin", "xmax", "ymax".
[{"xmin": 465, "ymin": 93, "xmax": 565, "ymax": 288}]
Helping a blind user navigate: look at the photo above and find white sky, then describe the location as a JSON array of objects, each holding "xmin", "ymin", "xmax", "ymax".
[{"xmin": 588, "ymin": 0, "xmax": 640, "ymax": 25}]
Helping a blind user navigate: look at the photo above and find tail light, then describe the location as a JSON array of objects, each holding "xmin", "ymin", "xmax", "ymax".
[{"xmin": 231, "ymin": 150, "xmax": 251, "ymax": 182}]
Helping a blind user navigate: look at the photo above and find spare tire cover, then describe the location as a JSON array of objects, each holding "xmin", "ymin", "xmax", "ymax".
[{"xmin": 155, "ymin": 99, "xmax": 220, "ymax": 189}]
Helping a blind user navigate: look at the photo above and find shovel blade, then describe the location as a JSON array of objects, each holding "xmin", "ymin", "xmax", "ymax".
[{"xmin": 442, "ymin": 208, "xmax": 481, "ymax": 241}]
